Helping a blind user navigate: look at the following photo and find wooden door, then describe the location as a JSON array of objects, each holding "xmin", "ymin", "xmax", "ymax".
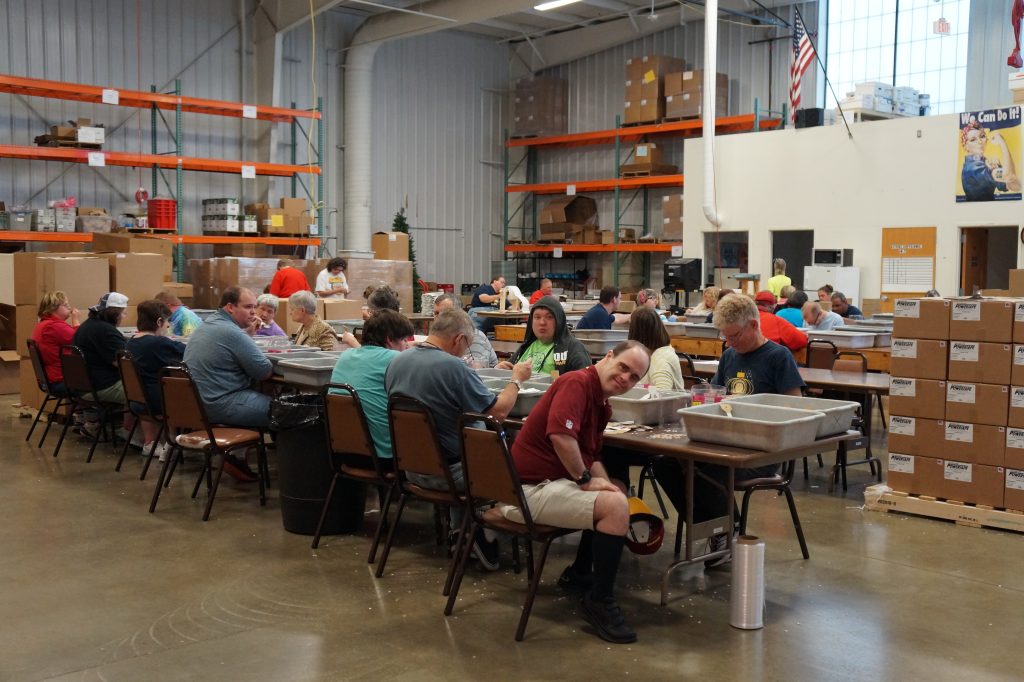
[{"xmin": 960, "ymin": 228, "xmax": 988, "ymax": 295}]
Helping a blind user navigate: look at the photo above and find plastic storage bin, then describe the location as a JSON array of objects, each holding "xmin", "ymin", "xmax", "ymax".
[
  {"xmin": 805, "ymin": 330, "xmax": 877, "ymax": 348},
  {"xmin": 727, "ymin": 394, "xmax": 859, "ymax": 438},
  {"xmin": 482, "ymin": 379, "xmax": 548, "ymax": 417},
  {"xmin": 609, "ymin": 388, "xmax": 691, "ymax": 425},
  {"xmin": 277, "ymin": 356, "xmax": 339, "ymax": 387},
  {"xmin": 678, "ymin": 402, "xmax": 824, "ymax": 451},
  {"xmin": 682, "ymin": 322, "xmax": 721, "ymax": 339}
]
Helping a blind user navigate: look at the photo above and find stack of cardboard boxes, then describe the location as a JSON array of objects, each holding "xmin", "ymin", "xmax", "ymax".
[
  {"xmin": 624, "ymin": 55, "xmax": 684, "ymax": 125},
  {"xmin": 619, "ymin": 143, "xmax": 676, "ymax": 177},
  {"xmin": 886, "ymin": 297, "xmax": 1024, "ymax": 509},
  {"xmin": 244, "ymin": 198, "xmax": 312, "ymax": 238},
  {"xmin": 662, "ymin": 193, "xmax": 683, "ymax": 242},
  {"xmin": 512, "ymin": 76, "xmax": 568, "ymax": 138},
  {"xmin": 664, "ymin": 69, "xmax": 729, "ymax": 120},
  {"xmin": 538, "ymin": 196, "xmax": 599, "ymax": 244}
]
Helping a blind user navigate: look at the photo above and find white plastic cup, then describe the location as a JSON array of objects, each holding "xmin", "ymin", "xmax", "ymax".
[{"xmin": 690, "ymin": 384, "xmax": 711, "ymax": 406}]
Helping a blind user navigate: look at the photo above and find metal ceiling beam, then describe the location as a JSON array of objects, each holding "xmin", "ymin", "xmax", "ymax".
[
  {"xmin": 352, "ymin": 0, "xmax": 545, "ymax": 45},
  {"xmin": 476, "ymin": 18, "xmax": 542, "ymax": 34},
  {"xmin": 522, "ymin": 8, "xmax": 594, "ymax": 24},
  {"xmin": 581, "ymin": 0, "xmax": 632, "ymax": 11},
  {"xmin": 272, "ymin": 0, "xmax": 348, "ymax": 34}
]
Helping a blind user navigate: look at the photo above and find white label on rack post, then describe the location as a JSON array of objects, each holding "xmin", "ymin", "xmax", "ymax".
[
  {"xmin": 87, "ymin": 152, "xmax": 105, "ymax": 167},
  {"xmin": 242, "ymin": 105, "xmax": 257, "ymax": 119},
  {"xmin": 671, "ymin": 245, "xmax": 683, "ymax": 257},
  {"xmin": 102, "ymin": 88, "xmax": 119, "ymax": 105},
  {"xmin": 553, "ymin": 248, "xmax": 563, "ymax": 259},
  {"xmin": 566, "ymin": 184, "xmax": 576, "ymax": 196},
  {"xmin": 241, "ymin": 165, "xmax": 256, "ymax": 179}
]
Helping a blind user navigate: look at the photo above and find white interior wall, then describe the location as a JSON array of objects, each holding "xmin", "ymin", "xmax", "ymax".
[{"xmin": 682, "ymin": 112, "xmax": 1024, "ymax": 302}]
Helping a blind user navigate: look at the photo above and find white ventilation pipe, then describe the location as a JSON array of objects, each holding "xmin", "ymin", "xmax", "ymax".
[
  {"xmin": 343, "ymin": 42, "xmax": 379, "ymax": 253},
  {"xmin": 702, "ymin": 0, "xmax": 721, "ymax": 228}
]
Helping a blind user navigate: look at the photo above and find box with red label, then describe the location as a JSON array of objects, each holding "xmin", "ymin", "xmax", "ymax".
[
  {"xmin": 889, "ymin": 339, "xmax": 947, "ymax": 380},
  {"xmin": 887, "ymin": 416, "xmax": 943, "ymax": 457},
  {"xmin": 892, "ymin": 298, "xmax": 949, "ymax": 340},
  {"xmin": 942, "ymin": 461, "xmax": 1004, "ymax": 506},
  {"xmin": 946, "ymin": 341, "xmax": 1011, "ymax": 384},
  {"xmin": 888, "ymin": 377, "xmax": 946, "ymax": 420},
  {"xmin": 947, "ymin": 298, "xmax": 1013, "ymax": 342},
  {"xmin": 944, "ymin": 382, "xmax": 1008, "ymax": 426}
]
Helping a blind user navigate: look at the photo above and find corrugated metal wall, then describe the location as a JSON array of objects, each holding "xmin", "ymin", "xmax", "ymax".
[{"xmin": 370, "ymin": 30, "xmax": 508, "ymax": 286}]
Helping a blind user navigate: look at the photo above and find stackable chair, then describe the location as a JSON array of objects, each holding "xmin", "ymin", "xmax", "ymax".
[
  {"xmin": 53, "ymin": 345, "xmax": 125, "ymax": 463},
  {"xmin": 24, "ymin": 339, "xmax": 69, "ymax": 450},
  {"xmin": 114, "ymin": 350, "xmax": 165, "ymax": 477}
]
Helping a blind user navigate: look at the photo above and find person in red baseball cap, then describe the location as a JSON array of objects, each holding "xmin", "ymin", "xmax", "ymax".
[{"xmin": 752, "ymin": 290, "xmax": 807, "ymax": 352}]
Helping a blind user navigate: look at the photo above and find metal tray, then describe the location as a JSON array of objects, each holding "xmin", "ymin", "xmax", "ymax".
[
  {"xmin": 482, "ymin": 379, "xmax": 549, "ymax": 417},
  {"xmin": 845, "ymin": 318, "xmax": 893, "ymax": 329},
  {"xmin": 474, "ymin": 368, "xmax": 551, "ymax": 384},
  {"xmin": 727, "ymin": 394, "xmax": 859, "ymax": 438},
  {"xmin": 267, "ymin": 350, "xmax": 323, "ymax": 368},
  {"xmin": 805, "ymin": 330, "xmax": 877, "ymax": 348},
  {"xmin": 276, "ymin": 356, "xmax": 339, "ymax": 387},
  {"xmin": 678, "ymin": 402, "xmax": 824, "ymax": 451},
  {"xmin": 609, "ymin": 388, "xmax": 691, "ymax": 425},
  {"xmin": 840, "ymin": 327, "xmax": 892, "ymax": 346},
  {"xmin": 682, "ymin": 322, "xmax": 721, "ymax": 339},
  {"xmin": 579, "ymin": 338, "xmax": 624, "ymax": 355},
  {"xmin": 572, "ymin": 329, "xmax": 628, "ymax": 341}
]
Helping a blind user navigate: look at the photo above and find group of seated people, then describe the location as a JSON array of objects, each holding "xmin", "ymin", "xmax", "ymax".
[{"xmin": 31, "ymin": 266, "xmax": 820, "ymax": 646}]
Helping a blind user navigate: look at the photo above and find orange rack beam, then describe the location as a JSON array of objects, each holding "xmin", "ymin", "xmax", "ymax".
[
  {"xmin": 0, "ymin": 145, "xmax": 319, "ymax": 177},
  {"xmin": 0, "ymin": 231, "xmax": 319, "ymax": 247},
  {"xmin": 506, "ymin": 114, "xmax": 782, "ymax": 148},
  {"xmin": 506, "ymin": 174, "xmax": 683, "ymax": 195},
  {"xmin": 504, "ymin": 243, "xmax": 678, "ymax": 253},
  {"xmin": 0, "ymin": 74, "xmax": 319, "ymax": 123}
]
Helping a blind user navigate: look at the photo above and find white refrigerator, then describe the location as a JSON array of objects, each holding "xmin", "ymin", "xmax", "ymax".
[{"xmin": 803, "ymin": 266, "xmax": 861, "ymax": 304}]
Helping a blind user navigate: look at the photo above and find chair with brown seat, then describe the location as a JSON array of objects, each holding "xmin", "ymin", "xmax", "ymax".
[
  {"xmin": 114, "ymin": 350, "xmax": 165, "ymax": 477},
  {"xmin": 736, "ymin": 459, "xmax": 809, "ymax": 559},
  {"xmin": 149, "ymin": 364, "xmax": 267, "ymax": 521},
  {"xmin": 52, "ymin": 345, "xmax": 126, "ymax": 463},
  {"xmin": 804, "ymin": 339, "xmax": 838, "ymax": 369},
  {"xmin": 312, "ymin": 383, "xmax": 397, "ymax": 561},
  {"xmin": 375, "ymin": 394, "xmax": 467, "ymax": 595},
  {"xmin": 445, "ymin": 413, "xmax": 577, "ymax": 641},
  {"xmin": 25, "ymin": 339, "xmax": 70, "ymax": 449}
]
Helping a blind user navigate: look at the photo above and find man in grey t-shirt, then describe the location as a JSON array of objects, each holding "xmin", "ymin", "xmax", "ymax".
[{"xmin": 183, "ymin": 287, "xmax": 273, "ymax": 428}]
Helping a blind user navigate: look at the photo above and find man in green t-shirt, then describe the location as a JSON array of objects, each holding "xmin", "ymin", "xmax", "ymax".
[{"xmin": 497, "ymin": 296, "xmax": 591, "ymax": 377}]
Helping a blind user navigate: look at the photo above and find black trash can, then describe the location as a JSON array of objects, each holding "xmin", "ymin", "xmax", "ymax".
[{"xmin": 272, "ymin": 393, "xmax": 367, "ymax": 536}]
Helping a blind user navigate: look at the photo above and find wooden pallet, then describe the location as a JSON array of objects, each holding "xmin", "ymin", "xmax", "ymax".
[
  {"xmin": 661, "ymin": 115, "xmax": 700, "ymax": 124},
  {"xmin": 864, "ymin": 485, "xmax": 1024, "ymax": 533},
  {"xmin": 620, "ymin": 164, "xmax": 679, "ymax": 178}
]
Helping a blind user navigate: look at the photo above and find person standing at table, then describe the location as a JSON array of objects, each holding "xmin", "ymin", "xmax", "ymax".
[
  {"xmin": 766, "ymin": 258, "xmax": 791, "ymax": 298},
  {"xmin": 315, "ymin": 257, "xmax": 350, "ymax": 298},
  {"xmin": 653, "ymin": 294, "xmax": 805, "ymax": 566},
  {"xmin": 529, "ymin": 278, "xmax": 553, "ymax": 306},
  {"xmin": 269, "ymin": 259, "xmax": 311, "ymax": 299},
  {"xmin": 575, "ymin": 286, "xmax": 630, "ymax": 330},
  {"xmin": 468, "ymin": 275, "xmax": 505, "ymax": 333},
  {"xmin": 501, "ymin": 340, "xmax": 651, "ymax": 644},
  {"xmin": 433, "ymin": 294, "xmax": 497, "ymax": 369},
  {"xmin": 495, "ymin": 296, "xmax": 590, "ymax": 376},
  {"xmin": 154, "ymin": 290, "xmax": 202, "ymax": 338}
]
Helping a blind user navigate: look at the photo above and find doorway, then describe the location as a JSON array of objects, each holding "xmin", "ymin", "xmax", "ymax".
[
  {"xmin": 960, "ymin": 226, "xmax": 1018, "ymax": 295},
  {"xmin": 703, "ymin": 231, "xmax": 748, "ymax": 289},
  {"xmin": 771, "ymin": 230, "xmax": 814, "ymax": 289}
]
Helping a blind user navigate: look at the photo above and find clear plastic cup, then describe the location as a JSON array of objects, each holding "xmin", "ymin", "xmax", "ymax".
[
  {"xmin": 709, "ymin": 384, "xmax": 728, "ymax": 403},
  {"xmin": 690, "ymin": 384, "xmax": 711, "ymax": 406}
]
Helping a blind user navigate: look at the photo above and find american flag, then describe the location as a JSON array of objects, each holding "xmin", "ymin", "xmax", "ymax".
[{"xmin": 789, "ymin": 12, "xmax": 815, "ymax": 122}]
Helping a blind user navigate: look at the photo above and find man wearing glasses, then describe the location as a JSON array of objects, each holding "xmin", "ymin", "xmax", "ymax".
[{"xmin": 385, "ymin": 308, "xmax": 532, "ymax": 569}]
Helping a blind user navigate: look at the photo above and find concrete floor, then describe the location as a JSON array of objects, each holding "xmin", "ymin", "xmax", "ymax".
[{"xmin": 2, "ymin": 404, "xmax": 1023, "ymax": 682}]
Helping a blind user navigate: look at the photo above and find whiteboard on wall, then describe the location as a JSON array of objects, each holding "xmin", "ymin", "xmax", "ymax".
[{"xmin": 882, "ymin": 257, "xmax": 935, "ymax": 292}]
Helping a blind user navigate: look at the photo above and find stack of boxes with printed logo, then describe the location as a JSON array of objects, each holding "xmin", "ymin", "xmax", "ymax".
[{"xmin": 886, "ymin": 297, "xmax": 1024, "ymax": 509}]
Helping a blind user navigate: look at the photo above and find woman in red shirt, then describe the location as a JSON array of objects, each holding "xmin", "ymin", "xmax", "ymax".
[{"xmin": 31, "ymin": 291, "xmax": 82, "ymax": 393}]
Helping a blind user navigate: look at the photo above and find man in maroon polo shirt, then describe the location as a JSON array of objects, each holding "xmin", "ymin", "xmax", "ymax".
[{"xmin": 502, "ymin": 340, "xmax": 651, "ymax": 644}]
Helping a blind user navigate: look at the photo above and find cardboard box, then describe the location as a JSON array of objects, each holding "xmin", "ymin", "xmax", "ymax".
[
  {"xmin": 0, "ymin": 349, "xmax": 19, "ymax": 394},
  {"xmin": 1009, "ymin": 386, "xmax": 1024, "ymax": 428},
  {"xmin": 947, "ymin": 298, "xmax": 1013, "ymax": 342},
  {"xmin": 371, "ymin": 232, "xmax": 410, "ymax": 261},
  {"xmin": 539, "ymin": 196, "xmax": 598, "ymax": 238},
  {"xmin": 945, "ymin": 381, "xmax": 1009, "ymax": 427},
  {"xmin": 892, "ymin": 298, "xmax": 950, "ymax": 340},
  {"xmin": 600, "ymin": 228, "xmax": 636, "ymax": 245},
  {"xmin": 664, "ymin": 89, "xmax": 729, "ymax": 119},
  {"xmin": 322, "ymin": 298, "xmax": 363, "ymax": 320},
  {"xmin": 94, "ymin": 253, "xmax": 165, "ymax": 304},
  {"xmin": 623, "ymin": 98, "xmax": 663, "ymax": 125},
  {"xmin": 1014, "ymin": 301, "xmax": 1024, "ymax": 343},
  {"xmin": 512, "ymin": 76, "xmax": 568, "ymax": 137},
  {"xmin": 1009, "ymin": 270, "xmax": 1024, "ymax": 297},
  {"xmin": 889, "ymin": 377, "xmax": 946, "ymax": 420},
  {"xmin": 13, "ymin": 253, "xmax": 44, "ymax": 305},
  {"xmin": 885, "ymin": 453, "xmax": 917, "ymax": 493},
  {"xmin": 1012, "ymin": 345, "xmax": 1024, "ymax": 385},
  {"xmin": 280, "ymin": 198, "xmax": 307, "ymax": 215},
  {"xmin": 942, "ymin": 461, "xmax": 1003, "ymax": 506},
  {"xmin": 15, "ymin": 304, "xmax": 37, "ymax": 357},
  {"xmin": 1004, "ymin": 468, "xmax": 1024, "ymax": 510},
  {"xmin": 946, "ymin": 341, "xmax": 1011, "ymax": 384},
  {"xmin": 625, "ymin": 55, "xmax": 685, "ymax": 84},
  {"xmin": 942, "ymin": 421, "xmax": 1005, "ymax": 466},
  {"xmin": 0, "ymin": 254, "xmax": 15, "ymax": 306},
  {"xmin": 20, "ymin": 357, "xmax": 43, "ymax": 408},
  {"xmin": 213, "ymin": 243, "xmax": 271, "ymax": 258},
  {"xmin": 30, "ymin": 257, "xmax": 109, "ymax": 317},
  {"xmin": 160, "ymin": 282, "xmax": 193, "ymax": 306},
  {"xmin": 916, "ymin": 456, "xmax": 947, "ymax": 498},
  {"xmin": 1005, "ymin": 427, "xmax": 1024, "ymax": 469},
  {"xmin": 887, "ymin": 415, "xmax": 944, "ymax": 457},
  {"xmin": 665, "ymin": 69, "xmax": 728, "ymax": 95},
  {"xmin": 91, "ymin": 233, "xmax": 174, "ymax": 281},
  {"xmin": 889, "ymin": 338, "xmax": 947, "ymax": 380}
]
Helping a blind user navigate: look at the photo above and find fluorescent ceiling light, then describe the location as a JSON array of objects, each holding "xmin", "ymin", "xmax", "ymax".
[{"xmin": 534, "ymin": 0, "xmax": 582, "ymax": 10}]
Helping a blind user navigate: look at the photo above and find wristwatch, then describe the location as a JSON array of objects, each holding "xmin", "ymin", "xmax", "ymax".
[
  {"xmin": 508, "ymin": 379, "xmax": 523, "ymax": 390},
  {"xmin": 575, "ymin": 469, "xmax": 592, "ymax": 486}
]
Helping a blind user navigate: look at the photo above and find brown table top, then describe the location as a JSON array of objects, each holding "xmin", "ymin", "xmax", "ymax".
[
  {"xmin": 798, "ymin": 367, "xmax": 890, "ymax": 394},
  {"xmin": 477, "ymin": 310, "xmax": 531, "ymax": 318}
]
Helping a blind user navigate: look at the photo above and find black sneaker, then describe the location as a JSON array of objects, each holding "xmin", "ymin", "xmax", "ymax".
[
  {"xmin": 557, "ymin": 565, "xmax": 593, "ymax": 594},
  {"xmin": 470, "ymin": 528, "xmax": 500, "ymax": 571},
  {"xmin": 580, "ymin": 594, "xmax": 637, "ymax": 644},
  {"xmin": 703, "ymin": 532, "xmax": 732, "ymax": 569}
]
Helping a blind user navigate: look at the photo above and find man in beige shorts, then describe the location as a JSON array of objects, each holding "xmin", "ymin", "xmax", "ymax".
[{"xmin": 502, "ymin": 340, "xmax": 651, "ymax": 644}]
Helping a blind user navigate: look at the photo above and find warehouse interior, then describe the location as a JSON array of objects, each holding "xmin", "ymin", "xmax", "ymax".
[{"xmin": 2, "ymin": 0, "xmax": 1024, "ymax": 679}]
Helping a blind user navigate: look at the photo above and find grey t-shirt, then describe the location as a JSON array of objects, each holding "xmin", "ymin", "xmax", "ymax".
[
  {"xmin": 385, "ymin": 344, "xmax": 497, "ymax": 462},
  {"xmin": 182, "ymin": 309, "xmax": 272, "ymax": 404}
]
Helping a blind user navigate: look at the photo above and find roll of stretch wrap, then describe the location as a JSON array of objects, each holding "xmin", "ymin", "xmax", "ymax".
[{"xmin": 729, "ymin": 535, "xmax": 765, "ymax": 630}]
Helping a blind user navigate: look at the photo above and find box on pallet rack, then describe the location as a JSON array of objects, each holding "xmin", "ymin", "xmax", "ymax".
[
  {"xmin": 948, "ymin": 298, "xmax": 1013, "ymax": 342},
  {"xmin": 944, "ymin": 381, "xmax": 1008, "ymax": 426},
  {"xmin": 892, "ymin": 298, "xmax": 950, "ymax": 340},
  {"xmin": 889, "ymin": 338, "xmax": 947, "ymax": 380},
  {"xmin": 947, "ymin": 341, "xmax": 1011, "ymax": 384},
  {"xmin": 201, "ymin": 198, "xmax": 240, "ymax": 216},
  {"xmin": 888, "ymin": 377, "xmax": 946, "ymax": 419}
]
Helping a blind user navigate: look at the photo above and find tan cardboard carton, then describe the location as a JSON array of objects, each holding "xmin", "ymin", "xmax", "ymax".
[
  {"xmin": 892, "ymin": 298, "xmax": 949, "ymax": 340},
  {"xmin": 160, "ymin": 282, "xmax": 193, "ymax": 306},
  {"xmin": 0, "ymin": 350, "xmax": 18, "ymax": 394},
  {"xmin": 1012, "ymin": 345, "xmax": 1024, "ymax": 385},
  {"xmin": 1014, "ymin": 301, "xmax": 1024, "ymax": 343},
  {"xmin": 371, "ymin": 232, "xmax": 410, "ymax": 261},
  {"xmin": 947, "ymin": 298, "xmax": 1013, "ymax": 342},
  {"xmin": 916, "ymin": 456, "xmax": 946, "ymax": 498},
  {"xmin": 1004, "ymin": 468, "xmax": 1024, "ymax": 510},
  {"xmin": 92, "ymin": 233, "xmax": 174, "ymax": 281},
  {"xmin": 885, "ymin": 453, "xmax": 917, "ymax": 493},
  {"xmin": 1004, "ymin": 427, "xmax": 1024, "ymax": 469},
  {"xmin": 942, "ymin": 461, "xmax": 1004, "ymax": 507},
  {"xmin": 1008, "ymin": 270, "xmax": 1024, "ymax": 296},
  {"xmin": 94, "ymin": 253, "xmax": 165, "ymax": 304},
  {"xmin": 887, "ymin": 416, "xmax": 943, "ymax": 456},
  {"xmin": 889, "ymin": 377, "xmax": 946, "ymax": 420},
  {"xmin": 944, "ymin": 381, "xmax": 1009, "ymax": 427},
  {"xmin": 1009, "ymin": 386, "xmax": 1024, "ymax": 428},
  {"xmin": 322, "ymin": 299, "xmax": 363, "ymax": 320},
  {"xmin": 889, "ymin": 338, "xmax": 947, "ymax": 380},
  {"xmin": 946, "ymin": 341, "xmax": 1011, "ymax": 384},
  {"xmin": 15, "ymin": 304, "xmax": 37, "ymax": 358},
  {"xmin": 13, "ymin": 253, "xmax": 44, "ymax": 305},
  {"xmin": 942, "ymin": 421, "xmax": 1005, "ymax": 466},
  {"xmin": 280, "ymin": 197, "xmax": 307, "ymax": 215}
]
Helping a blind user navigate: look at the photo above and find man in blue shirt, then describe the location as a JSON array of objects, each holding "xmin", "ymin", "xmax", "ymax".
[
  {"xmin": 468, "ymin": 275, "xmax": 506, "ymax": 333},
  {"xmin": 575, "ymin": 286, "xmax": 630, "ymax": 330},
  {"xmin": 830, "ymin": 292, "xmax": 863, "ymax": 319}
]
